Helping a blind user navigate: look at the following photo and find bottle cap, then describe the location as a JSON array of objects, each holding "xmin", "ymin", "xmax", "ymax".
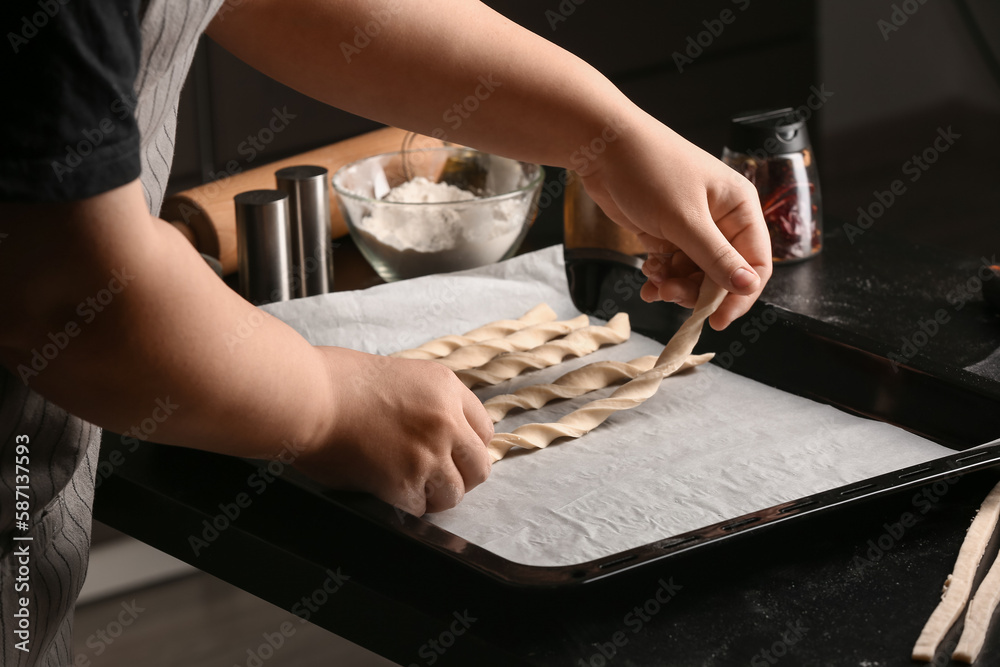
[{"xmin": 728, "ymin": 108, "xmax": 811, "ymax": 157}]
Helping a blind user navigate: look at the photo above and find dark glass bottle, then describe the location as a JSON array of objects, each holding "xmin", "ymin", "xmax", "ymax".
[{"xmin": 723, "ymin": 109, "xmax": 823, "ymax": 263}]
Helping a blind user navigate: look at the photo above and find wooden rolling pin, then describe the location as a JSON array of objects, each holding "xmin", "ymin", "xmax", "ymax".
[{"xmin": 161, "ymin": 126, "xmax": 409, "ymax": 275}]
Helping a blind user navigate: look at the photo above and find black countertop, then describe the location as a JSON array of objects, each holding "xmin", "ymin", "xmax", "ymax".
[{"xmin": 97, "ymin": 226, "xmax": 1000, "ymax": 666}]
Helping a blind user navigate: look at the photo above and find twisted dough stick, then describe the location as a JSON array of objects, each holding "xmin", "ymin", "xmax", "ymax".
[
  {"xmin": 391, "ymin": 303, "xmax": 556, "ymax": 359},
  {"xmin": 487, "ymin": 280, "xmax": 727, "ymax": 462},
  {"xmin": 454, "ymin": 313, "xmax": 631, "ymax": 388},
  {"xmin": 912, "ymin": 480, "xmax": 1000, "ymax": 662},
  {"xmin": 483, "ymin": 353, "xmax": 714, "ymax": 423},
  {"xmin": 434, "ymin": 315, "xmax": 590, "ymax": 371}
]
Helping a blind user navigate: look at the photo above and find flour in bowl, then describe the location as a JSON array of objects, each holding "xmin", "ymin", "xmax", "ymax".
[{"xmin": 354, "ymin": 176, "xmax": 531, "ymax": 279}]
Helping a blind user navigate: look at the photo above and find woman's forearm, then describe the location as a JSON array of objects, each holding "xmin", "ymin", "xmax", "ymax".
[
  {"xmin": 0, "ymin": 181, "xmax": 337, "ymax": 461},
  {"xmin": 1, "ymin": 179, "xmax": 493, "ymax": 513},
  {"xmin": 206, "ymin": 0, "xmax": 772, "ymax": 331},
  {"xmin": 207, "ymin": 0, "xmax": 640, "ymax": 170}
]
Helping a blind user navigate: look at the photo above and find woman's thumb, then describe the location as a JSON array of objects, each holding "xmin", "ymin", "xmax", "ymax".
[{"xmin": 681, "ymin": 224, "xmax": 761, "ymax": 295}]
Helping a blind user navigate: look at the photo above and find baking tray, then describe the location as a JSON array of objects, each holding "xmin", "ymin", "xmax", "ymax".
[{"xmin": 273, "ymin": 253, "xmax": 1000, "ymax": 589}]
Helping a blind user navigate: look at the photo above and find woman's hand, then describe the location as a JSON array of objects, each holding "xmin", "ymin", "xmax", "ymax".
[
  {"xmin": 580, "ymin": 114, "xmax": 772, "ymax": 330},
  {"xmin": 294, "ymin": 348, "xmax": 494, "ymax": 516}
]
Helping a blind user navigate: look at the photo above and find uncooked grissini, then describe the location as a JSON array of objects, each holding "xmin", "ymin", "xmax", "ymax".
[
  {"xmin": 391, "ymin": 303, "xmax": 555, "ymax": 359},
  {"xmin": 912, "ymin": 480, "xmax": 1000, "ymax": 662},
  {"xmin": 434, "ymin": 315, "xmax": 590, "ymax": 371},
  {"xmin": 454, "ymin": 313, "xmax": 631, "ymax": 388},
  {"xmin": 486, "ymin": 280, "xmax": 727, "ymax": 461},
  {"xmin": 482, "ymin": 353, "xmax": 714, "ymax": 423},
  {"xmin": 955, "ymin": 529, "xmax": 1000, "ymax": 663}
]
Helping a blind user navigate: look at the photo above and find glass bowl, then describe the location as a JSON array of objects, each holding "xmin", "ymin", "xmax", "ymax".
[{"xmin": 332, "ymin": 147, "xmax": 544, "ymax": 281}]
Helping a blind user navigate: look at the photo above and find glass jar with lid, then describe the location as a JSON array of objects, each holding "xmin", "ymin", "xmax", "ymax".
[{"xmin": 723, "ymin": 108, "xmax": 822, "ymax": 262}]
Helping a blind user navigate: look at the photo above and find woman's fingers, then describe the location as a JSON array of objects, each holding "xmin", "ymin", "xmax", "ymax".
[
  {"xmin": 422, "ymin": 464, "xmax": 466, "ymax": 514},
  {"xmin": 633, "ymin": 180, "xmax": 772, "ymax": 327},
  {"xmin": 454, "ymin": 392, "xmax": 493, "ymax": 491},
  {"xmin": 637, "ymin": 236, "xmax": 704, "ymax": 307},
  {"xmin": 705, "ymin": 192, "xmax": 773, "ymax": 328},
  {"xmin": 665, "ymin": 207, "xmax": 762, "ymax": 297}
]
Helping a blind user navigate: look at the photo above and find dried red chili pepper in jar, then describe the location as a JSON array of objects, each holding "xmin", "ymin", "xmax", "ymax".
[{"xmin": 723, "ymin": 109, "xmax": 822, "ymax": 262}]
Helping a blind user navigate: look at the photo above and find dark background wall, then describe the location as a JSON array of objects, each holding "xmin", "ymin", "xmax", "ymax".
[
  {"xmin": 819, "ymin": 0, "xmax": 1000, "ymax": 135},
  {"xmin": 167, "ymin": 0, "xmax": 1000, "ymax": 257},
  {"xmin": 817, "ymin": 0, "xmax": 1000, "ymax": 256}
]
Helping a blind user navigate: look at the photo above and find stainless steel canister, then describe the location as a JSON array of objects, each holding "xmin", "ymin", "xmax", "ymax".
[
  {"xmin": 234, "ymin": 189, "xmax": 293, "ymax": 304},
  {"xmin": 275, "ymin": 165, "xmax": 334, "ymax": 297}
]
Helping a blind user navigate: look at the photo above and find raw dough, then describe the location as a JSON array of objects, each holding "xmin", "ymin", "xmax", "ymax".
[
  {"xmin": 454, "ymin": 313, "xmax": 631, "ymax": 388},
  {"xmin": 391, "ymin": 303, "xmax": 555, "ymax": 359},
  {"xmin": 912, "ymin": 480, "xmax": 1000, "ymax": 661},
  {"xmin": 954, "ymin": 535, "xmax": 1000, "ymax": 663},
  {"xmin": 434, "ymin": 315, "xmax": 590, "ymax": 371},
  {"xmin": 482, "ymin": 353, "xmax": 714, "ymax": 423},
  {"xmin": 486, "ymin": 279, "xmax": 727, "ymax": 461}
]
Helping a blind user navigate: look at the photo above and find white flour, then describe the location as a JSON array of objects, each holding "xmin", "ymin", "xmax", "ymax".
[{"xmin": 355, "ymin": 176, "xmax": 530, "ymax": 279}]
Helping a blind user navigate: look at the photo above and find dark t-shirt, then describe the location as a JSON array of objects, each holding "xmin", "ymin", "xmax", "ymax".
[
  {"xmin": 0, "ymin": 0, "xmax": 143, "ymax": 202},
  {"xmin": 3, "ymin": 4, "xmax": 167, "ymax": 665}
]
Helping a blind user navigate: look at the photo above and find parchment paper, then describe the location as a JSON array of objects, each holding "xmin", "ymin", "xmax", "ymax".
[{"xmin": 263, "ymin": 246, "xmax": 956, "ymax": 567}]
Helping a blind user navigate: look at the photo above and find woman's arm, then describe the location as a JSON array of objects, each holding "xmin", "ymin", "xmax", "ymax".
[
  {"xmin": 207, "ymin": 0, "xmax": 771, "ymax": 327},
  {"xmin": 0, "ymin": 183, "xmax": 491, "ymax": 515}
]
